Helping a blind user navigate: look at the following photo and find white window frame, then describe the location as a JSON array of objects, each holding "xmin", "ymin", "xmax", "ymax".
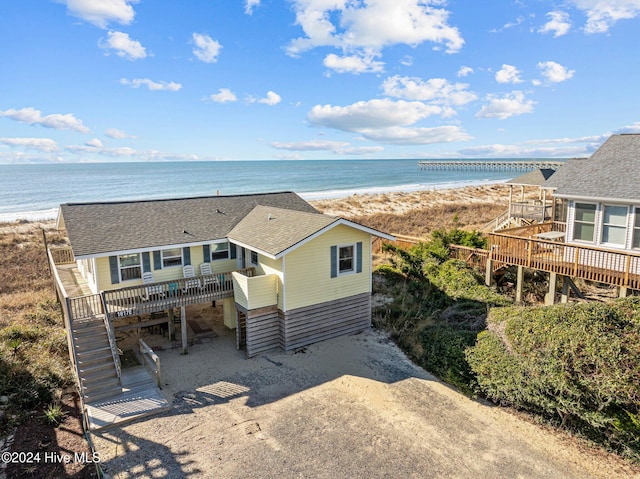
[
  {"xmin": 119, "ymin": 253, "xmax": 142, "ymax": 282},
  {"xmin": 572, "ymin": 202, "xmax": 597, "ymax": 243},
  {"xmin": 600, "ymin": 204, "xmax": 628, "ymax": 247},
  {"xmin": 337, "ymin": 243, "xmax": 356, "ymax": 276},
  {"xmin": 250, "ymin": 250, "xmax": 259, "ymax": 265},
  {"xmin": 211, "ymin": 241, "xmax": 229, "ymax": 261},
  {"xmin": 633, "ymin": 207, "xmax": 640, "ymax": 250},
  {"xmin": 161, "ymin": 247, "xmax": 183, "ymax": 268}
]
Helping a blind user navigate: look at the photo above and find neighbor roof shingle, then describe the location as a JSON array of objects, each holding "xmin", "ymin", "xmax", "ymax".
[{"xmin": 550, "ymin": 134, "xmax": 640, "ymax": 202}]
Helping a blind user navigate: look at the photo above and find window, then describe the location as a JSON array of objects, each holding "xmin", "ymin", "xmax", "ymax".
[
  {"xmin": 162, "ymin": 248, "xmax": 183, "ymax": 267},
  {"xmin": 250, "ymin": 250, "xmax": 258, "ymax": 265},
  {"xmin": 211, "ymin": 241, "xmax": 229, "ymax": 261},
  {"xmin": 633, "ymin": 209, "xmax": 640, "ymax": 249},
  {"xmin": 338, "ymin": 244, "xmax": 355, "ymax": 274},
  {"xmin": 573, "ymin": 203, "xmax": 596, "ymax": 242},
  {"xmin": 119, "ymin": 253, "xmax": 142, "ymax": 281},
  {"xmin": 601, "ymin": 205, "xmax": 628, "ymax": 246}
]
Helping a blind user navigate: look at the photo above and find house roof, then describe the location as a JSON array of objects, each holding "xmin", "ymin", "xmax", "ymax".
[
  {"xmin": 59, "ymin": 192, "xmax": 319, "ymax": 257},
  {"xmin": 542, "ymin": 158, "xmax": 586, "ymax": 190},
  {"xmin": 506, "ymin": 168, "xmax": 557, "ymax": 187},
  {"xmin": 228, "ymin": 206, "xmax": 339, "ymax": 257},
  {"xmin": 550, "ymin": 134, "xmax": 640, "ymax": 202}
]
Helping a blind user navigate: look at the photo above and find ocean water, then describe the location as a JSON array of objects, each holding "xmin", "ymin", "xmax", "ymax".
[{"xmin": 0, "ymin": 160, "xmax": 517, "ymax": 222}]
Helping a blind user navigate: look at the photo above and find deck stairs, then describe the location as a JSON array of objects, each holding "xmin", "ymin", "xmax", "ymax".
[
  {"xmin": 72, "ymin": 316, "xmax": 122, "ymax": 403},
  {"xmin": 482, "ymin": 209, "xmax": 536, "ymax": 233}
]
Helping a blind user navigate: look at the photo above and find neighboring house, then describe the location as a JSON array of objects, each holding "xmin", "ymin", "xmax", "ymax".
[
  {"xmin": 55, "ymin": 191, "xmax": 394, "ymax": 357},
  {"xmin": 479, "ymin": 134, "xmax": 640, "ymax": 303}
]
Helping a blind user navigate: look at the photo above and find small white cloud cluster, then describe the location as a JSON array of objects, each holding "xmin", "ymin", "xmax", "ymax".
[
  {"xmin": 120, "ymin": 78, "xmax": 182, "ymax": 91},
  {"xmin": 0, "ymin": 107, "xmax": 89, "ymax": 133}
]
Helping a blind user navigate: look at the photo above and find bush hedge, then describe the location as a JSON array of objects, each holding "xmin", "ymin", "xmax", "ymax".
[{"xmin": 466, "ymin": 297, "xmax": 640, "ymax": 459}]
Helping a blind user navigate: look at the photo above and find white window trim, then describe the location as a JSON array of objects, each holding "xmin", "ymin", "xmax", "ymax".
[
  {"xmin": 599, "ymin": 204, "xmax": 628, "ymax": 247},
  {"xmin": 572, "ymin": 202, "xmax": 597, "ymax": 244},
  {"xmin": 161, "ymin": 248, "xmax": 183, "ymax": 268},
  {"xmin": 211, "ymin": 240, "xmax": 230, "ymax": 261},
  {"xmin": 119, "ymin": 253, "xmax": 142, "ymax": 282},
  {"xmin": 250, "ymin": 250, "xmax": 259, "ymax": 266},
  {"xmin": 337, "ymin": 243, "xmax": 356, "ymax": 277}
]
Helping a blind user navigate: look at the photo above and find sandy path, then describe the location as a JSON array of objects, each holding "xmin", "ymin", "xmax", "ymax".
[{"xmin": 91, "ymin": 329, "xmax": 638, "ymax": 479}]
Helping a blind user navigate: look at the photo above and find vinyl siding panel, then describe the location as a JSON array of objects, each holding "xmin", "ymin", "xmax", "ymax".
[
  {"xmin": 258, "ymin": 255, "xmax": 283, "ymax": 309},
  {"xmin": 284, "ymin": 224, "xmax": 371, "ymax": 311}
]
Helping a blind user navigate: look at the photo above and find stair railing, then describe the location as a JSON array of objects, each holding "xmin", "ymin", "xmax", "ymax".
[{"xmin": 100, "ymin": 294, "xmax": 122, "ymax": 382}]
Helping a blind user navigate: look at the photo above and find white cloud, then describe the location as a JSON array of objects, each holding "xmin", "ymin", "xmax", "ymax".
[
  {"xmin": 205, "ymin": 88, "xmax": 238, "ymax": 103},
  {"xmin": 457, "ymin": 143, "xmax": 589, "ymax": 158},
  {"xmin": 537, "ymin": 61, "xmax": 575, "ymax": 83},
  {"xmin": 308, "ymin": 99, "xmax": 444, "ymax": 131},
  {"xmin": 457, "ymin": 66, "xmax": 473, "ymax": 77},
  {"xmin": 253, "ymin": 91, "xmax": 281, "ymax": 106},
  {"xmin": 359, "ymin": 125, "xmax": 472, "ymax": 145},
  {"xmin": 85, "ymin": 138, "xmax": 103, "ymax": 148},
  {"xmin": 245, "ymin": 0, "xmax": 261, "ymax": 15},
  {"xmin": 475, "ymin": 91, "xmax": 535, "ymax": 119},
  {"xmin": 192, "ymin": 33, "xmax": 222, "ymax": 63},
  {"xmin": 382, "ymin": 75, "xmax": 477, "ymax": 106},
  {"xmin": 99, "ymin": 31, "xmax": 146, "ymax": 60},
  {"xmin": 286, "ymin": 0, "xmax": 464, "ymax": 70},
  {"xmin": 568, "ymin": 0, "xmax": 640, "ymax": 33},
  {"xmin": 120, "ymin": 78, "xmax": 182, "ymax": 91},
  {"xmin": 0, "ymin": 107, "xmax": 90, "ymax": 133},
  {"xmin": 0, "ymin": 137, "xmax": 59, "ymax": 152},
  {"xmin": 495, "ymin": 64, "xmax": 523, "ymax": 84},
  {"xmin": 539, "ymin": 11, "xmax": 572, "ymax": 37},
  {"xmin": 105, "ymin": 128, "xmax": 134, "ymax": 139},
  {"xmin": 271, "ymin": 140, "xmax": 350, "ymax": 151},
  {"xmin": 323, "ymin": 53, "xmax": 384, "ymax": 74},
  {"xmin": 59, "ymin": 0, "xmax": 137, "ymax": 28}
]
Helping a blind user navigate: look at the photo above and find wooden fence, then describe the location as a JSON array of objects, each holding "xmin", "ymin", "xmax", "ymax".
[{"xmin": 373, "ymin": 234, "xmax": 424, "ymax": 254}]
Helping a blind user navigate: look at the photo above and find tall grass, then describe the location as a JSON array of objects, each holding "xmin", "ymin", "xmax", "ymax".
[{"xmin": 0, "ymin": 226, "xmax": 73, "ymax": 434}]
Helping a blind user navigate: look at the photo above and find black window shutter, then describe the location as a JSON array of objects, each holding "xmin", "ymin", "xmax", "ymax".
[
  {"xmin": 330, "ymin": 245, "xmax": 337, "ymax": 278},
  {"xmin": 183, "ymin": 247, "xmax": 191, "ymax": 266},
  {"xmin": 203, "ymin": 244, "xmax": 211, "ymax": 263},
  {"xmin": 142, "ymin": 252, "xmax": 151, "ymax": 273},
  {"xmin": 109, "ymin": 256, "xmax": 120, "ymax": 284},
  {"xmin": 153, "ymin": 250, "xmax": 162, "ymax": 270},
  {"xmin": 230, "ymin": 243, "xmax": 237, "ymax": 259},
  {"xmin": 356, "ymin": 242, "xmax": 363, "ymax": 273}
]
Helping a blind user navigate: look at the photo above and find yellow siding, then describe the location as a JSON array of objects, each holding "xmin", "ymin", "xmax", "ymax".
[
  {"xmin": 257, "ymin": 254, "xmax": 284, "ymax": 309},
  {"xmin": 284, "ymin": 224, "xmax": 371, "ymax": 311},
  {"xmin": 232, "ymin": 272, "xmax": 278, "ymax": 310}
]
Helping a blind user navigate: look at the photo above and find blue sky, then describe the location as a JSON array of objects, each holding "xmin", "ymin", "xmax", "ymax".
[{"xmin": 1, "ymin": 0, "xmax": 640, "ymax": 163}]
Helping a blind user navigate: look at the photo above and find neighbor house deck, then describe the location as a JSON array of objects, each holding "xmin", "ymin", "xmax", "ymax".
[{"xmin": 483, "ymin": 222, "xmax": 640, "ymax": 290}]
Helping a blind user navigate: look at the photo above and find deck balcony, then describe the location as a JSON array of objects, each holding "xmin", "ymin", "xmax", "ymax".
[{"xmin": 486, "ymin": 222, "xmax": 640, "ymax": 290}]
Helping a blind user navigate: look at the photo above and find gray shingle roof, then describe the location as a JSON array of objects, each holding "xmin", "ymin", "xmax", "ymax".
[
  {"xmin": 550, "ymin": 134, "xmax": 640, "ymax": 202},
  {"xmin": 60, "ymin": 192, "xmax": 318, "ymax": 257},
  {"xmin": 228, "ymin": 205, "xmax": 339, "ymax": 257},
  {"xmin": 506, "ymin": 168, "xmax": 557, "ymax": 187}
]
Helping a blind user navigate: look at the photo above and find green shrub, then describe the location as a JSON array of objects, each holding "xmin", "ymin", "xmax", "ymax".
[{"xmin": 466, "ymin": 297, "xmax": 640, "ymax": 459}]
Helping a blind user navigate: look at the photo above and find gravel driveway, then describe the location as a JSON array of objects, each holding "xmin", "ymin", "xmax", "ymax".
[{"xmin": 91, "ymin": 328, "xmax": 637, "ymax": 479}]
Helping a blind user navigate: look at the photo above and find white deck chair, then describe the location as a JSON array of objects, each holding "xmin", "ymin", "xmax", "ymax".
[
  {"xmin": 199, "ymin": 262, "xmax": 219, "ymax": 288},
  {"xmin": 142, "ymin": 271, "xmax": 165, "ymax": 300},
  {"xmin": 183, "ymin": 264, "xmax": 201, "ymax": 292}
]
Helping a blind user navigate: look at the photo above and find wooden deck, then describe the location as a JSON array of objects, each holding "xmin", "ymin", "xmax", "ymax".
[
  {"xmin": 486, "ymin": 222, "xmax": 640, "ymax": 290},
  {"xmin": 84, "ymin": 365, "xmax": 169, "ymax": 431}
]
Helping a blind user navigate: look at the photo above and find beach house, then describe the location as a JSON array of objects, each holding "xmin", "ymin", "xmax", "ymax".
[
  {"xmin": 478, "ymin": 134, "xmax": 640, "ymax": 302},
  {"xmin": 48, "ymin": 191, "xmax": 393, "ymax": 412}
]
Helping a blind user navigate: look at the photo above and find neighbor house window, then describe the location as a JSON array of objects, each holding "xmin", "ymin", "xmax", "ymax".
[
  {"xmin": 573, "ymin": 203, "xmax": 597, "ymax": 242},
  {"xmin": 601, "ymin": 205, "xmax": 628, "ymax": 246},
  {"xmin": 161, "ymin": 247, "xmax": 183, "ymax": 267},
  {"xmin": 338, "ymin": 244, "xmax": 355, "ymax": 275},
  {"xmin": 633, "ymin": 209, "xmax": 640, "ymax": 249},
  {"xmin": 119, "ymin": 253, "xmax": 142, "ymax": 281},
  {"xmin": 250, "ymin": 251, "xmax": 258, "ymax": 265},
  {"xmin": 211, "ymin": 241, "xmax": 229, "ymax": 261}
]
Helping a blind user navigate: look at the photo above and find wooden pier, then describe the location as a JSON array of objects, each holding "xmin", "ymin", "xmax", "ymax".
[{"xmin": 417, "ymin": 160, "xmax": 565, "ymax": 172}]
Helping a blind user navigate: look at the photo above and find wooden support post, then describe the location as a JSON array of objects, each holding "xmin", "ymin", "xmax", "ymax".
[
  {"xmin": 561, "ymin": 276, "xmax": 570, "ymax": 303},
  {"xmin": 545, "ymin": 272, "xmax": 557, "ymax": 306},
  {"xmin": 168, "ymin": 309, "xmax": 175, "ymax": 340},
  {"xmin": 180, "ymin": 306, "xmax": 188, "ymax": 355},
  {"xmin": 485, "ymin": 257, "xmax": 493, "ymax": 286},
  {"xmin": 619, "ymin": 287, "xmax": 629, "ymax": 298},
  {"xmin": 515, "ymin": 265, "xmax": 524, "ymax": 304}
]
